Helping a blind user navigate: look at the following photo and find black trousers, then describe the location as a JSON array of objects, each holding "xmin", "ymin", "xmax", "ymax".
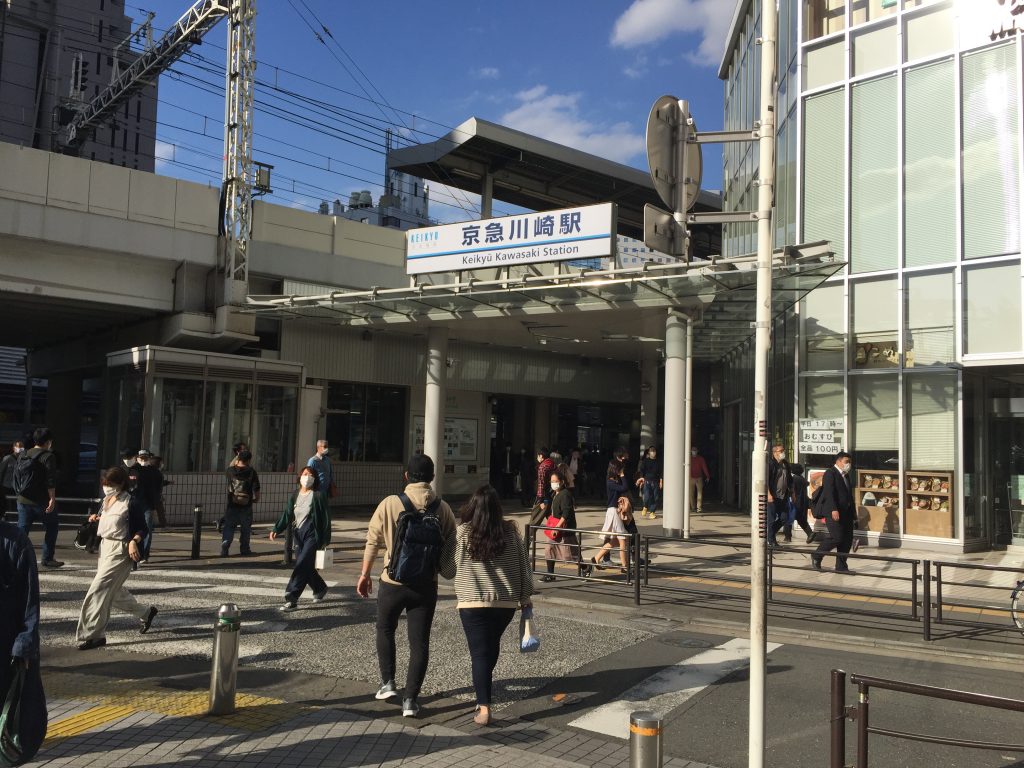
[
  {"xmin": 376, "ymin": 579, "xmax": 438, "ymax": 700},
  {"xmin": 459, "ymin": 607, "xmax": 515, "ymax": 706},
  {"xmin": 285, "ymin": 520, "xmax": 327, "ymax": 602},
  {"xmin": 814, "ymin": 516, "xmax": 854, "ymax": 570}
]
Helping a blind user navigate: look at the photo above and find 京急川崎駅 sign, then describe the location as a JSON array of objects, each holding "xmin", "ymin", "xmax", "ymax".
[{"xmin": 406, "ymin": 203, "xmax": 616, "ymax": 275}]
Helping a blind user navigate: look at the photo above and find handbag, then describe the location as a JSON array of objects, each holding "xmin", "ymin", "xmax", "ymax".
[
  {"xmin": 315, "ymin": 549, "xmax": 334, "ymax": 569},
  {"xmin": 543, "ymin": 515, "xmax": 562, "ymax": 541},
  {"xmin": 519, "ymin": 605, "xmax": 540, "ymax": 653},
  {"xmin": 0, "ymin": 660, "xmax": 47, "ymax": 766}
]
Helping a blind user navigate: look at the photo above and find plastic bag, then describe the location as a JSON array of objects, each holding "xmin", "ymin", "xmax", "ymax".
[
  {"xmin": 519, "ymin": 605, "xmax": 540, "ymax": 653},
  {"xmin": 0, "ymin": 659, "xmax": 47, "ymax": 766}
]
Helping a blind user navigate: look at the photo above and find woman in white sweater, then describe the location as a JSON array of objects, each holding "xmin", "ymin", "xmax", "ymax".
[{"xmin": 451, "ymin": 486, "xmax": 534, "ymax": 726}]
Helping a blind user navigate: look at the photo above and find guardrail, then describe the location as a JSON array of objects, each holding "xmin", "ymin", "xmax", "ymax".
[
  {"xmin": 829, "ymin": 668, "xmax": 1024, "ymax": 767},
  {"xmin": 526, "ymin": 523, "xmax": 642, "ymax": 605},
  {"xmin": 931, "ymin": 560, "xmax": 1024, "ymax": 635}
]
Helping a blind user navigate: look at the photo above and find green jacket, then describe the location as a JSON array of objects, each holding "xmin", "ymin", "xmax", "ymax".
[{"xmin": 273, "ymin": 491, "xmax": 331, "ymax": 548}]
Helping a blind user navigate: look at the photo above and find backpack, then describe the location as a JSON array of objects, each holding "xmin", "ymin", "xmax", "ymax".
[
  {"xmin": 387, "ymin": 493, "xmax": 444, "ymax": 584},
  {"xmin": 11, "ymin": 451, "xmax": 48, "ymax": 500},
  {"xmin": 810, "ymin": 482, "xmax": 826, "ymax": 519},
  {"xmin": 228, "ymin": 473, "xmax": 253, "ymax": 506}
]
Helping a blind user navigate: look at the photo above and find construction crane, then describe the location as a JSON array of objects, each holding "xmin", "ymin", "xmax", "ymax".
[{"xmin": 57, "ymin": 0, "xmax": 256, "ymax": 307}]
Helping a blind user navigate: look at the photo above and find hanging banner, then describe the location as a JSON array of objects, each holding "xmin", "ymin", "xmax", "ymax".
[{"xmin": 406, "ymin": 203, "xmax": 616, "ymax": 275}]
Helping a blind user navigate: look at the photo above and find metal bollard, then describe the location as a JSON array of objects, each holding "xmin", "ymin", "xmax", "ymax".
[
  {"xmin": 209, "ymin": 603, "xmax": 241, "ymax": 715},
  {"xmin": 283, "ymin": 524, "xmax": 294, "ymax": 566},
  {"xmin": 191, "ymin": 504, "xmax": 203, "ymax": 560},
  {"xmin": 829, "ymin": 669, "xmax": 847, "ymax": 768},
  {"xmin": 629, "ymin": 711, "xmax": 663, "ymax": 768}
]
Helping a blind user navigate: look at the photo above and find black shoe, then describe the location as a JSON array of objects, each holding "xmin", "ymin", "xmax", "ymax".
[
  {"xmin": 219, "ymin": 548, "xmax": 229, "ymax": 558},
  {"xmin": 42, "ymin": 559, "xmax": 64, "ymax": 568},
  {"xmin": 140, "ymin": 606, "xmax": 158, "ymax": 634},
  {"xmin": 540, "ymin": 575, "xmax": 556, "ymax": 583},
  {"xmin": 78, "ymin": 637, "xmax": 106, "ymax": 651},
  {"xmin": 835, "ymin": 567, "xmax": 854, "ymax": 575},
  {"xmin": 806, "ymin": 533, "xmax": 816, "ymax": 544},
  {"xmin": 810, "ymin": 558, "xmax": 822, "ymax": 571},
  {"xmin": 239, "ymin": 550, "xmax": 253, "ymax": 557}
]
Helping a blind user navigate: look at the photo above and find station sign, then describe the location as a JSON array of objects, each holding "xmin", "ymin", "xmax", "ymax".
[{"xmin": 405, "ymin": 203, "xmax": 616, "ymax": 276}]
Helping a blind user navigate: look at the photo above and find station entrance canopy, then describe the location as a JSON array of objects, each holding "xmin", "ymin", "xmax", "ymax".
[{"xmin": 245, "ymin": 242, "xmax": 840, "ymax": 362}]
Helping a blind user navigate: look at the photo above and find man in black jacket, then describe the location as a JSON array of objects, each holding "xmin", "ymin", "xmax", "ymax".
[
  {"xmin": 223, "ymin": 450, "xmax": 260, "ymax": 557},
  {"xmin": 767, "ymin": 444, "xmax": 791, "ymax": 547},
  {"xmin": 811, "ymin": 451, "xmax": 856, "ymax": 573}
]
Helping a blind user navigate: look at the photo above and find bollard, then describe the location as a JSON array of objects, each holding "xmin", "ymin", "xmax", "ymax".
[
  {"xmin": 829, "ymin": 669, "xmax": 846, "ymax": 768},
  {"xmin": 209, "ymin": 603, "xmax": 241, "ymax": 715},
  {"xmin": 191, "ymin": 504, "xmax": 203, "ymax": 560},
  {"xmin": 629, "ymin": 711, "xmax": 663, "ymax": 768},
  {"xmin": 283, "ymin": 524, "xmax": 294, "ymax": 566}
]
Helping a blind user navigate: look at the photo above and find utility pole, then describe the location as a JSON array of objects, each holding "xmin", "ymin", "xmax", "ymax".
[{"xmin": 749, "ymin": 0, "xmax": 778, "ymax": 765}]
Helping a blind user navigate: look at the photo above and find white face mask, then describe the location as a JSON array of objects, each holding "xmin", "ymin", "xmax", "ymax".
[
  {"xmin": 125, "ymin": 458, "xmax": 136, "ymax": 467},
  {"xmin": 775, "ymin": 453, "xmax": 785, "ymax": 462},
  {"xmin": 839, "ymin": 462, "xmax": 851, "ymax": 474},
  {"xmin": 300, "ymin": 475, "xmax": 315, "ymax": 489},
  {"xmin": 102, "ymin": 485, "xmax": 116, "ymax": 497},
  {"xmin": 551, "ymin": 482, "xmax": 561, "ymax": 492},
  {"xmin": 13, "ymin": 446, "xmax": 24, "ymax": 454}
]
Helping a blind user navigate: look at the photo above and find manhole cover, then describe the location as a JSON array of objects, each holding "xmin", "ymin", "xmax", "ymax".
[{"xmin": 660, "ymin": 636, "xmax": 714, "ymax": 650}]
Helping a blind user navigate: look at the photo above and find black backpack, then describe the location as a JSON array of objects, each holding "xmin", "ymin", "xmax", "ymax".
[
  {"xmin": 11, "ymin": 451, "xmax": 48, "ymax": 500},
  {"xmin": 228, "ymin": 473, "xmax": 253, "ymax": 506},
  {"xmin": 387, "ymin": 493, "xmax": 444, "ymax": 584},
  {"xmin": 810, "ymin": 482, "xmax": 827, "ymax": 519}
]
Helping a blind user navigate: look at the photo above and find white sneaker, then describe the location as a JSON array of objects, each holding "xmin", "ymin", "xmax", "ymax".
[
  {"xmin": 312, "ymin": 590, "xmax": 327, "ymax": 603},
  {"xmin": 402, "ymin": 698, "xmax": 420, "ymax": 717},
  {"xmin": 279, "ymin": 601, "xmax": 298, "ymax": 613},
  {"xmin": 375, "ymin": 681, "xmax": 398, "ymax": 700}
]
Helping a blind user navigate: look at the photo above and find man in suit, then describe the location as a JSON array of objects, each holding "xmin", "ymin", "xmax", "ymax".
[{"xmin": 811, "ymin": 451, "xmax": 855, "ymax": 573}]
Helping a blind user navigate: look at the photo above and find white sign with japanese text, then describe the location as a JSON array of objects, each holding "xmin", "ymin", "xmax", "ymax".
[{"xmin": 405, "ymin": 203, "xmax": 616, "ymax": 275}]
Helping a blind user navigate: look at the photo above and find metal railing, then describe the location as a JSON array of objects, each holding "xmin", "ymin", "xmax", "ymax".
[
  {"xmin": 527, "ymin": 524, "xmax": 642, "ymax": 605},
  {"xmin": 931, "ymin": 560, "xmax": 1024, "ymax": 636},
  {"xmin": 830, "ymin": 668, "xmax": 1024, "ymax": 767}
]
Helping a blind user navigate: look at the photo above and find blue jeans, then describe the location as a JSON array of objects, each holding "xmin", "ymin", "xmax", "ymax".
[
  {"xmin": 142, "ymin": 508, "xmax": 154, "ymax": 560},
  {"xmin": 17, "ymin": 501, "xmax": 58, "ymax": 562},
  {"xmin": 285, "ymin": 520, "xmax": 327, "ymax": 602},
  {"xmin": 222, "ymin": 505, "xmax": 253, "ymax": 554},
  {"xmin": 641, "ymin": 481, "xmax": 660, "ymax": 514},
  {"xmin": 768, "ymin": 500, "xmax": 788, "ymax": 542}
]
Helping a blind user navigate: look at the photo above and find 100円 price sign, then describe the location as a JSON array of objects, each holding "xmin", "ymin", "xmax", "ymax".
[{"xmin": 405, "ymin": 202, "xmax": 616, "ymax": 275}]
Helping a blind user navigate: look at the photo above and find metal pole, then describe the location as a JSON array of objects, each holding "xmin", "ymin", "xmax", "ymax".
[
  {"xmin": 634, "ymin": 533, "xmax": 641, "ymax": 605},
  {"xmin": 209, "ymin": 603, "xmax": 241, "ymax": 715},
  {"xmin": 856, "ymin": 681, "xmax": 870, "ymax": 768},
  {"xmin": 935, "ymin": 562, "xmax": 943, "ymax": 623},
  {"xmin": 911, "ymin": 560, "xmax": 919, "ymax": 621},
  {"xmin": 424, "ymin": 326, "xmax": 448, "ymax": 496},
  {"xmin": 191, "ymin": 504, "xmax": 203, "ymax": 560},
  {"xmin": 682, "ymin": 316, "xmax": 693, "ymax": 538},
  {"xmin": 922, "ymin": 559, "xmax": 932, "ymax": 641},
  {"xmin": 748, "ymin": 0, "xmax": 778, "ymax": 765},
  {"xmin": 663, "ymin": 312, "xmax": 687, "ymax": 537},
  {"xmin": 830, "ymin": 669, "xmax": 847, "ymax": 768},
  {"xmin": 629, "ymin": 711, "xmax": 663, "ymax": 768}
]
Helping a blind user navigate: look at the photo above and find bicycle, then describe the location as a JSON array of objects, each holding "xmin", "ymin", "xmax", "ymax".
[{"xmin": 1013, "ymin": 579, "xmax": 1024, "ymax": 633}]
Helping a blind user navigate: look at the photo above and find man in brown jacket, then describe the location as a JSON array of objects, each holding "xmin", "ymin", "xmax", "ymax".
[{"xmin": 356, "ymin": 454, "xmax": 456, "ymax": 718}]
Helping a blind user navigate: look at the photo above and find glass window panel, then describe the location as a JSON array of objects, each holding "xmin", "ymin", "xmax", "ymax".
[
  {"xmin": 364, "ymin": 386, "xmax": 406, "ymax": 462},
  {"xmin": 851, "ymin": 375, "xmax": 899, "ymax": 458},
  {"xmin": 327, "ymin": 382, "xmax": 365, "ymax": 462},
  {"xmin": 851, "ymin": 0, "xmax": 897, "ymax": 24},
  {"xmin": 801, "ymin": 376, "xmax": 847, "ymax": 463},
  {"xmin": 775, "ymin": 119, "xmax": 789, "ymax": 248},
  {"xmin": 851, "ymin": 278, "xmax": 898, "ymax": 369},
  {"xmin": 853, "ymin": 21, "xmax": 897, "ymax": 76},
  {"xmin": 904, "ymin": 59, "xmax": 956, "ymax": 267},
  {"xmin": 803, "ymin": 89, "xmax": 845, "ymax": 261},
  {"xmin": 802, "ymin": 282, "xmax": 846, "ymax": 370},
  {"xmin": 962, "ymin": 44, "xmax": 1020, "ymax": 259},
  {"xmin": 253, "ymin": 386, "xmax": 297, "ymax": 472},
  {"xmin": 905, "ymin": 272, "xmax": 954, "ymax": 366},
  {"xmin": 326, "ymin": 382, "xmax": 406, "ymax": 462},
  {"xmin": 905, "ymin": 373, "xmax": 955, "ymax": 470},
  {"xmin": 903, "ymin": 4, "xmax": 954, "ymax": 62},
  {"xmin": 203, "ymin": 382, "xmax": 252, "ymax": 471},
  {"xmin": 851, "ymin": 75, "xmax": 898, "ymax": 273},
  {"xmin": 964, "ymin": 262, "xmax": 1022, "ymax": 355},
  {"xmin": 804, "ymin": 39, "xmax": 845, "ymax": 90},
  {"xmin": 806, "ymin": 0, "xmax": 846, "ymax": 40},
  {"xmin": 113, "ymin": 371, "xmax": 144, "ymax": 463},
  {"xmin": 151, "ymin": 378, "xmax": 204, "ymax": 473}
]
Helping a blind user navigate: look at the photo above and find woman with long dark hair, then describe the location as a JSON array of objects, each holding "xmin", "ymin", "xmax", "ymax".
[{"xmin": 450, "ymin": 485, "xmax": 534, "ymax": 726}]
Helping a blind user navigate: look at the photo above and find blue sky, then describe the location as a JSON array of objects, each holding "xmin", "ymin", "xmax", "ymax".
[{"xmin": 132, "ymin": 0, "xmax": 732, "ymax": 223}]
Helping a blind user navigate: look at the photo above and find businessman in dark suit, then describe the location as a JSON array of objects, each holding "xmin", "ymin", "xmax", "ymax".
[{"xmin": 811, "ymin": 451, "xmax": 855, "ymax": 573}]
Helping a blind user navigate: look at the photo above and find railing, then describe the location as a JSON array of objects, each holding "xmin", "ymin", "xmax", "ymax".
[
  {"xmin": 526, "ymin": 523, "xmax": 642, "ymax": 605},
  {"xmin": 829, "ymin": 668, "xmax": 1024, "ymax": 768},
  {"xmin": 931, "ymin": 560, "xmax": 1024, "ymax": 635}
]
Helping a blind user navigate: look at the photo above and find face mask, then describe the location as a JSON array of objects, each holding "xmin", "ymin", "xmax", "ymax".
[
  {"xmin": 690, "ymin": 450, "xmax": 696, "ymax": 457},
  {"xmin": 13, "ymin": 447, "xmax": 24, "ymax": 454},
  {"xmin": 102, "ymin": 485, "xmax": 116, "ymax": 497},
  {"xmin": 840, "ymin": 463, "xmax": 851, "ymax": 474},
  {"xmin": 776, "ymin": 453, "xmax": 785, "ymax": 462},
  {"xmin": 125, "ymin": 458, "xmax": 136, "ymax": 467},
  {"xmin": 551, "ymin": 482, "xmax": 561, "ymax": 492},
  {"xmin": 300, "ymin": 475, "xmax": 315, "ymax": 489}
]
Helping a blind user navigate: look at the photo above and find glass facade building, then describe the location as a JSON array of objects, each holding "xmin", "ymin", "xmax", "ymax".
[{"xmin": 721, "ymin": 0, "xmax": 1024, "ymax": 550}]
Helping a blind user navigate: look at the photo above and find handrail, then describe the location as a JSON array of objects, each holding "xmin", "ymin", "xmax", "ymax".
[
  {"xmin": 932, "ymin": 560, "xmax": 1024, "ymax": 627},
  {"xmin": 526, "ymin": 523, "xmax": 641, "ymax": 604}
]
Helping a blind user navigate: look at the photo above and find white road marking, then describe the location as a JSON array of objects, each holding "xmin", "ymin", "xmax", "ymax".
[{"xmin": 568, "ymin": 637, "xmax": 782, "ymax": 740}]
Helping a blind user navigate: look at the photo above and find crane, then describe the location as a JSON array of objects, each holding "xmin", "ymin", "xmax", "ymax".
[{"xmin": 57, "ymin": 0, "xmax": 256, "ymax": 307}]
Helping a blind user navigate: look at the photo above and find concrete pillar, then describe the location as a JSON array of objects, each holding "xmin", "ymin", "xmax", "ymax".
[
  {"xmin": 682, "ymin": 318, "xmax": 694, "ymax": 538},
  {"xmin": 663, "ymin": 313, "xmax": 686, "ymax": 537},
  {"xmin": 45, "ymin": 373, "xmax": 83, "ymax": 490},
  {"xmin": 423, "ymin": 326, "xmax": 448, "ymax": 495},
  {"xmin": 640, "ymin": 354, "xmax": 660, "ymax": 450},
  {"xmin": 481, "ymin": 172, "xmax": 494, "ymax": 219}
]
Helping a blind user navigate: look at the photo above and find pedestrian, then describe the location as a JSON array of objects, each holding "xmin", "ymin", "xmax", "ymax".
[
  {"xmin": 270, "ymin": 466, "xmax": 331, "ymax": 611},
  {"xmin": 222, "ymin": 449, "xmax": 260, "ymax": 557},
  {"xmin": 788, "ymin": 464, "xmax": 815, "ymax": 544},
  {"xmin": 0, "ymin": 517, "xmax": 45, "ymax": 762},
  {"xmin": 541, "ymin": 471, "xmax": 584, "ymax": 582},
  {"xmin": 218, "ymin": 442, "xmax": 247, "ymax": 533},
  {"xmin": 636, "ymin": 445, "xmax": 662, "ymax": 519},
  {"xmin": 517, "ymin": 449, "xmax": 533, "ymax": 508},
  {"xmin": 584, "ymin": 495, "xmax": 635, "ymax": 575},
  {"xmin": 133, "ymin": 449, "xmax": 163, "ymax": 564},
  {"xmin": 528, "ymin": 447, "xmax": 556, "ymax": 527},
  {"xmin": 690, "ymin": 446, "xmax": 711, "ymax": 513},
  {"xmin": 76, "ymin": 466, "xmax": 158, "ymax": 650},
  {"xmin": 811, "ymin": 452, "xmax": 856, "ymax": 573},
  {"xmin": 0, "ymin": 440, "xmax": 24, "ymax": 517},
  {"xmin": 554, "ymin": 453, "xmax": 576, "ymax": 495},
  {"xmin": 356, "ymin": 454, "xmax": 456, "ymax": 718},
  {"xmin": 13, "ymin": 427, "xmax": 62, "ymax": 568},
  {"xmin": 767, "ymin": 444, "xmax": 792, "ymax": 547},
  {"xmin": 448, "ymin": 485, "xmax": 534, "ymax": 726},
  {"xmin": 307, "ymin": 439, "xmax": 335, "ymax": 499}
]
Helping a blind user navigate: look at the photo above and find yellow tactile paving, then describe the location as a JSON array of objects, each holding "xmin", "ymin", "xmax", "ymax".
[{"xmin": 46, "ymin": 704, "xmax": 138, "ymax": 739}]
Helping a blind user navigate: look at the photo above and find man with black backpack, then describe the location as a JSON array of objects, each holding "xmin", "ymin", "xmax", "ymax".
[
  {"xmin": 14, "ymin": 428, "xmax": 62, "ymax": 568},
  {"xmin": 222, "ymin": 450, "xmax": 260, "ymax": 557},
  {"xmin": 357, "ymin": 454, "xmax": 456, "ymax": 719}
]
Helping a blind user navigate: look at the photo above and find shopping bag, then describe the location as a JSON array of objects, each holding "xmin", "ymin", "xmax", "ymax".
[
  {"xmin": 543, "ymin": 515, "xmax": 562, "ymax": 542},
  {"xmin": 0, "ymin": 660, "xmax": 47, "ymax": 766},
  {"xmin": 315, "ymin": 549, "xmax": 334, "ymax": 569},
  {"xmin": 519, "ymin": 605, "xmax": 540, "ymax": 653}
]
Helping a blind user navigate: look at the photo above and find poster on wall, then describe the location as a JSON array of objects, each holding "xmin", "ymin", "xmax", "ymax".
[
  {"xmin": 413, "ymin": 417, "xmax": 478, "ymax": 462},
  {"xmin": 798, "ymin": 418, "xmax": 844, "ymax": 456}
]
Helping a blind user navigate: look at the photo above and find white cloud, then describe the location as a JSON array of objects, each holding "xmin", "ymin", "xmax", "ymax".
[
  {"xmin": 499, "ymin": 85, "xmax": 644, "ymax": 164},
  {"xmin": 623, "ymin": 52, "xmax": 649, "ymax": 79},
  {"xmin": 472, "ymin": 66, "xmax": 501, "ymax": 80},
  {"xmin": 154, "ymin": 139, "xmax": 175, "ymax": 174},
  {"xmin": 611, "ymin": 0, "xmax": 733, "ymax": 66}
]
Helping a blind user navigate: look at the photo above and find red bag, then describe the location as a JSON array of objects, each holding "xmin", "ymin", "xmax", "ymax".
[{"xmin": 543, "ymin": 515, "xmax": 562, "ymax": 541}]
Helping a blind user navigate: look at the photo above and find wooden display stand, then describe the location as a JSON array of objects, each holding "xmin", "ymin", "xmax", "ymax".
[
  {"xmin": 904, "ymin": 470, "xmax": 954, "ymax": 538},
  {"xmin": 854, "ymin": 469, "xmax": 901, "ymax": 534}
]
